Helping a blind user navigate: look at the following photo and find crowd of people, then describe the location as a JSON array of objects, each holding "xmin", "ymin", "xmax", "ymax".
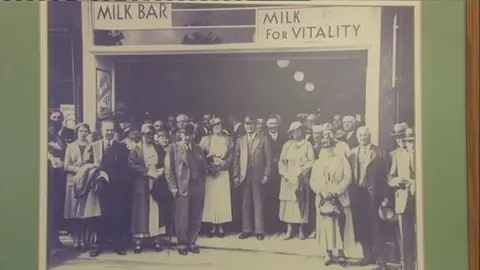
[{"xmin": 47, "ymin": 110, "xmax": 417, "ymax": 270}]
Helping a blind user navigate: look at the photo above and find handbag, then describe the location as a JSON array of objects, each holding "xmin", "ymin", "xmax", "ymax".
[{"xmin": 319, "ymin": 198, "xmax": 340, "ymax": 217}]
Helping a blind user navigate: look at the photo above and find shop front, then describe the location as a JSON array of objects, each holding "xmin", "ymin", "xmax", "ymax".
[{"xmin": 81, "ymin": 1, "xmax": 414, "ymax": 146}]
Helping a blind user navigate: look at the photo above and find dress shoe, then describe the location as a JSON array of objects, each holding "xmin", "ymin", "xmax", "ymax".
[
  {"xmin": 178, "ymin": 248, "xmax": 189, "ymax": 255},
  {"xmin": 283, "ymin": 232, "xmax": 294, "ymax": 240},
  {"xmin": 115, "ymin": 249, "xmax": 126, "ymax": 255},
  {"xmin": 238, "ymin": 233, "xmax": 252, "ymax": 239},
  {"xmin": 189, "ymin": 247, "xmax": 200, "ymax": 254},
  {"xmin": 339, "ymin": 257, "xmax": 348, "ymax": 267},
  {"xmin": 216, "ymin": 231, "xmax": 225, "ymax": 238},
  {"xmin": 298, "ymin": 230, "xmax": 305, "ymax": 240},
  {"xmin": 358, "ymin": 258, "xmax": 375, "ymax": 266},
  {"xmin": 89, "ymin": 246, "xmax": 100, "ymax": 258},
  {"xmin": 154, "ymin": 244, "xmax": 163, "ymax": 252},
  {"xmin": 133, "ymin": 245, "xmax": 142, "ymax": 254},
  {"xmin": 207, "ymin": 230, "xmax": 215, "ymax": 238},
  {"xmin": 256, "ymin": 234, "xmax": 265, "ymax": 241},
  {"xmin": 324, "ymin": 258, "xmax": 335, "ymax": 266}
]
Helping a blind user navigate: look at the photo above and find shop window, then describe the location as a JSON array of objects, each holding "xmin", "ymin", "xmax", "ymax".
[{"xmin": 48, "ymin": 34, "xmax": 75, "ymax": 108}]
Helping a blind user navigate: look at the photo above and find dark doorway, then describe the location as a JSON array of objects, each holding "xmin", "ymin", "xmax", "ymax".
[{"xmin": 115, "ymin": 51, "xmax": 367, "ymax": 124}]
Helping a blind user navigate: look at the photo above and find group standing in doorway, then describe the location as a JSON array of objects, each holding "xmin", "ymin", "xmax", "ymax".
[{"xmin": 47, "ymin": 110, "xmax": 417, "ymax": 270}]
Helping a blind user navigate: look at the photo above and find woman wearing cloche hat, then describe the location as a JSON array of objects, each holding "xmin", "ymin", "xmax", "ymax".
[
  {"xmin": 278, "ymin": 121, "xmax": 315, "ymax": 240},
  {"xmin": 199, "ymin": 117, "xmax": 234, "ymax": 238}
]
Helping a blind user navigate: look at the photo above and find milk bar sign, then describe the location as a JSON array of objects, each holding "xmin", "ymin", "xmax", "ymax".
[
  {"xmin": 256, "ymin": 7, "xmax": 381, "ymax": 46},
  {"xmin": 93, "ymin": 2, "xmax": 172, "ymax": 30}
]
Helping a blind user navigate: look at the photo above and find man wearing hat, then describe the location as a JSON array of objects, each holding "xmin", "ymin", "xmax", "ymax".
[
  {"xmin": 349, "ymin": 126, "xmax": 388, "ymax": 269},
  {"xmin": 232, "ymin": 115, "xmax": 272, "ymax": 240},
  {"xmin": 164, "ymin": 123, "xmax": 208, "ymax": 255},
  {"xmin": 86, "ymin": 119, "xmax": 131, "ymax": 257},
  {"xmin": 388, "ymin": 126, "xmax": 416, "ymax": 270}
]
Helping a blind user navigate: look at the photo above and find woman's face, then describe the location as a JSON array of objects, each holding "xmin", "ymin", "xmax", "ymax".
[
  {"xmin": 77, "ymin": 126, "xmax": 90, "ymax": 139},
  {"xmin": 291, "ymin": 129, "xmax": 304, "ymax": 140},
  {"xmin": 406, "ymin": 141, "xmax": 414, "ymax": 150},
  {"xmin": 396, "ymin": 137, "xmax": 406, "ymax": 148},
  {"xmin": 313, "ymin": 131, "xmax": 322, "ymax": 142},
  {"xmin": 212, "ymin": 123, "xmax": 223, "ymax": 134}
]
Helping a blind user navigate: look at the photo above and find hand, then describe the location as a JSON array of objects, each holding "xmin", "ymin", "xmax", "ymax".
[
  {"xmin": 381, "ymin": 198, "xmax": 389, "ymax": 207},
  {"xmin": 172, "ymin": 191, "xmax": 178, "ymax": 198},
  {"xmin": 232, "ymin": 177, "xmax": 240, "ymax": 187},
  {"xmin": 157, "ymin": 168, "xmax": 164, "ymax": 177},
  {"xmin": 324, "ymin": 192, "xmax": 334, "ymax": 200},
  {"xmin": 260, "ymin": 176, "xmax": 268, "ymax": 184}
]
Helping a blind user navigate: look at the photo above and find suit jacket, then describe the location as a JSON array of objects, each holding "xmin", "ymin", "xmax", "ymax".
[
  {"xmin": 232, "ymin": 133, "xmax": 273, "ymax": 184},
  {"xmin": 349, "ymin": 144, "xmax": 387, "ymax": 199},
  {"xmin": 164, "ymin": 142, "xmax": 207, "ymax": 197},
  {"xmin": 195, "ymin": 125, "xmax": 211, "ymax": 144},
  {"xmin": 64, "ymin": 140, "xmax": 92, "ymax": 183},
  {"xmin": 266, "ymin": 132, "xmax": 288, "ymax": 170},
  {"xmin": 231, "ymin": 123, "xmax": 246, "ymax": 140},
  {"xmin": 310, "ymin": 156, "xmax": 352, "ymax": 207},
  {"xmin": 87, "ymin": 140, "xmax": 129, "ymax": 183},
  {"xmin": 388, "ymin": 147, "xmax": 414, "ymax": 214},
  {"xmin": 344, "ymin": 131, "xmax": 359, "ymax": 149}
]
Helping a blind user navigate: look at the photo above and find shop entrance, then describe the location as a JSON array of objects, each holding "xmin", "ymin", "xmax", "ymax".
[{"xmin": 113, "ymin": 50, "xmax": 368, "ymax": 125}]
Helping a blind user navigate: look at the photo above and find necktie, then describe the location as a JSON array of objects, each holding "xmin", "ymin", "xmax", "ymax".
[{"xmin": 105, "ymin": 140, "xmax": 111, "ymax": 151}]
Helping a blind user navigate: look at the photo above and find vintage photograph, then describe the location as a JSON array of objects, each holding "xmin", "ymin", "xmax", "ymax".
[{"xmin": 42, "ymin": 1, "xmax": 421, "ymax": 270}]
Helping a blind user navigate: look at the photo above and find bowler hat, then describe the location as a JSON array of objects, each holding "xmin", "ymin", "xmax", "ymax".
[
  {"xmin": 404, "ymin": 128, "xmax": 415, "ymax": 141},
  {"xmin": 178, "ymin": 123, "xmax": 195, "ymax": 134},
  {"xmin": 209, "ymin": 117, "xmax": 222, "ymax": 127},
  {"xmin": 390, "ymin": 122, "xmax": 409, "ymax": 136}
]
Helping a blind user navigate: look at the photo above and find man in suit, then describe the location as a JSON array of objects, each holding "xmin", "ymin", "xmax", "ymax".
[
  {"xmin": 171, "ymin": 114, "xmax": 189, "ymax": 143},
  {"xmin": 47, "ymin": 110, "xmax": 75, "ymax": 249},
  {"xmin": 232, "ymin": 116, "xmax": 273, "ymax": 240},
  {"xmin": 195, "ymin": 113, "xmax": 212, "ymax": 144},
  {"xmin": 164, "ymin": 123, "xmax": 208, "ymax": 255},
  {"xmin": 388, "ymin": 125, "xmax": 416, "ymax": 270},
  {"xmin": 342, "ymin": 115, "xmax": 359, "ymax": 149},
  {"xmin": 87, "ymin": 120, "xmax": 131, "ymax": 257},
  {"xmin": 264, "ymin": 114, "xmax": 287, "ymax": 234},
  {"xmin": 256, "ymin": 117, "xmax": 265, "ymax": 135},
  {"xmin": 227, "ymin": 113, "xmax": 246, "ymax": 231},
  {"xmin": 349, "ymin": 126, "xmax": 388, "ymax": 270}
]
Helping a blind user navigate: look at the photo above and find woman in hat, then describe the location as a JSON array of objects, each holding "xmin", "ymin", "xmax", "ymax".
[
  {"xmin": 129, "ymin": 124, "xmax": 167, "ymax": 253},
  {"xmin": 199, "ymin": 117, "xmax": 234, "ymax": 237},
  {"xmin": 310, "ymin": 136, "xmax": 355, "ymax": 267},
  {"xmin": 278, "ymin": 121, "xmax": 315, "ymax": 240},
  {"xmin": 321, "ymin": 123, "xmax": 351, "ymax": 159},
  {"xmin": 63, "ymin": 123, "xmax": 98, "ymax": 252}
]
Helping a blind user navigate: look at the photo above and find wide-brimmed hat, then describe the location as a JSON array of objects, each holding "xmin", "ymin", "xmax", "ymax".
[
  {"xmin": 209, "ymin": 117, "xmax": 222, "ymax": 127},
  {"xmin": 141, "ymin": 124, "xmax": 154, "ymax": 134},
  {"xmin": 296, "ymin": 113, "xmax": 308, "ymax": 121},
  {"xmin": 287, "ymin": 121, "xmax": 304, "ymax": 134},
  {"xmin": 390, "ymin": 122, "xmax": 409, "ymax": 136},
  {"xmin": 404, "ymin": 128, "xmax": 415, "ymax": 141},
  {"xmin": 378, "ymin": 205, "xmax": 398, "ymax": 223},
  {"xmin": 244, "ymin": 116, "xmax": 256, "ymax": 124},
  {"xmin": 178, "ymin": 123, "xmax": 195, "ymax": 134}
]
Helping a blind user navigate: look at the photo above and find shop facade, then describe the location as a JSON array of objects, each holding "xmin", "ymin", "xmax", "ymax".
[{"xmin": 80, "ymin": 1, "xmax": 415, "ymax": 147}]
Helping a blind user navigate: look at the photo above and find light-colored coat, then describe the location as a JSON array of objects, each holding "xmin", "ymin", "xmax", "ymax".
[
  {"xmin": 349, "ymin": 144, "xmax": 386, "ymax": 197},
  {"xmin": 310, "ymin": 156, "xmax": 352, "ymax": 207},
  {"xmin": 232, "ymin": 133, "xmax": 272, "ymax": 184},
  {"xmin": 388, "ymin": 148, "xmax": 415, "ymax": 214},
  {"xmin": 164, "ymin": 142, "xmax": 207, "ymax": 197}
]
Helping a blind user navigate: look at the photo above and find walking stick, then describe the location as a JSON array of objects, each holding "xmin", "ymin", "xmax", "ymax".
[{"xmin": 167, "ymin": 198, "xmax": 176, "ymax": 258}]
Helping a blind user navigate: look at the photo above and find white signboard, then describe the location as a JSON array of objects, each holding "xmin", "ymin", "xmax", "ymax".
[
  {"xmin": 93, "ymin": 2, "xmax": 172, "ymax": 30},
  {"xmin": 96, "ymin": 69, "xmax": 112, "ymax": 117},
  {"xmin": 60, "ymin": 104, "xmax": 76, "ymax": 129},
  {"xmin": 256, "ymin": 7, "xmax": 381, "ymax": 46}
]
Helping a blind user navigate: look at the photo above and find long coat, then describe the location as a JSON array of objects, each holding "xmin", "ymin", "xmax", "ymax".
[{"xmin": 129, "ymin": 143, "xmax": 168, "ymax": 234}]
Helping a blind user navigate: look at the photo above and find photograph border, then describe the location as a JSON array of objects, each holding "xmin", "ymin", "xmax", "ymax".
[
  {"xmin": 0, "ymin": 1, "xmax": 470, "ymax": 270},
  {"xmin": 466, "ymin": 1, "xmax": 479, "ymax": 270}
]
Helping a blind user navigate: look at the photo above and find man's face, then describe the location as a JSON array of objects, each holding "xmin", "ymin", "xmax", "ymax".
[
  {"xmin": 266, "ymin": 118, "xmax": 279, "ymax": 133},
  {"xmin": 357, "ymin": 129, "xmax": 371, "ymax": 146},
  {"xmin": 406, "ymin": 141, "xmax": 415, "ymax": 151},
  {"xmin": 168, "ymin": 117, "xmax": 176, "ymax": 127},
  {"xmin": 245, "ymin": 122, "xmax": 256, "ymax": 134},
  {"xmin": 313, "ymin": 131, "xmax": 322, "ymax": 142},
  {"xmin": 102, "ymin": 122, "xmax": 115, "ymax": 140},
  {"xmin": 177, "ymin": 116, "xmax": 188, "ymax": 129},
  {"xmin": 129, "ymin": 129, "xmax": 141, "ymax": 142},
  {"xmin": 180, "ymin": 132, "xmax": 194, "ymax": 144},
  {"xmin": 256, "ymin": 119, "xmax": 265, "ymax": 133},
  {"xmin": 202, "ymin": 114, "xmax": 211, "ymax": 126},
  {"xmin": 396, "ymin": 137, "xmax": 406, "ymax": 148},
  {"xmin": 50, "ymin": 112, "xmax": 64, "ymax": 128},
  {"xmin": 153, "ymin": 120, "xmax": 165, "ymax": 132},
  {"xmin": 343, "ymin": 119, "xmax": 355, "ymax": 132}
]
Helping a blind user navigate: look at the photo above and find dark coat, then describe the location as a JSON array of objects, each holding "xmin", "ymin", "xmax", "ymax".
[{"xmin": 129, "ymin": 143, "xmax": 169, "ymax": 234}]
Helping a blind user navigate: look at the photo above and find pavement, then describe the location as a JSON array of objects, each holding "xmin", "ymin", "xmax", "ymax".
[{"xmin": 48, "ymin": 234, "xmax": 394, "ymax": 270}]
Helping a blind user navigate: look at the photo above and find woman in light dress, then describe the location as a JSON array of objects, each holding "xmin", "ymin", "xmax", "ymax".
[
  {"xmin": 310, "ymin": 136, "xmax": 356, "ymax": 267},
  {"xmin": 129, "ymin": 124, "xmax": 167, "ymax": 253},
  {"xmin": 278, "ymin": 121, "xmax": 315, "ymax": 240},
  {"xmin": 63, "ymin": 123, "xmax": 101, "ymax": 251},
  {"xmin": 199, "ymin": 117, "xmax": 234, "ymax": 237}
]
